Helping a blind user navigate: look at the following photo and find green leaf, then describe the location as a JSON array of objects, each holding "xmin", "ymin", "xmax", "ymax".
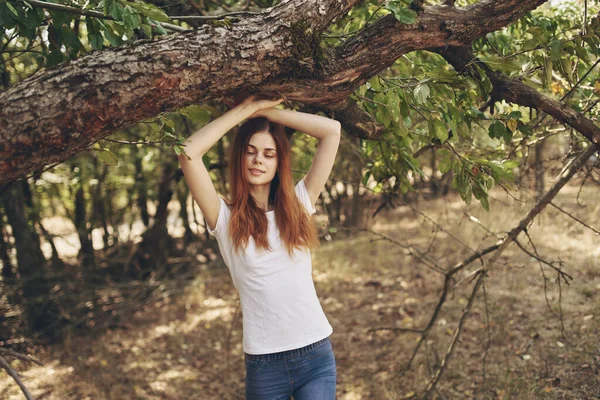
[
  {"xmin": 542, "ymin": 56, "xmax": 552, "ymax": 88},
  {"xmin": 488, "ymin": 121, "xmax": 508, "ymax": 141},
  {"xmin": 503, "ymin": 160, "xmax": 519, "ymax": 169},
  {"xmin": 107, "ymin": 0, "xmax": 123, "ymax": 21},
  {"xmin": 414, "ymin": 83, "xmax": 430, "ymax": 104},
  {"xmin": 121, "ymin": 5, "xmax": 141, "ymax": 29},
  {"xmin": 387, "ymin": 3, "xmax": 417, "ymax": 24},
  {"xmin": 46, "ymin": 48, "xmax": 65, "ymax": 67},
  {"xmin": 550, "ymin": 40, "xmax": 563, "ymax": 61},
  {"xmin": 59, "ymin": 25, "xmax": 83, "ymax": 53},
  {"xmin": 400, "ymin": 99, "xmax": 410, "ymax": 118},
  {"xmin": 141, "ymin": 23, "xmax": 152, "ymax": 38},
  {"xmin": 150, "ymin": 18, "xmax": 167, "ymax": 35},
  {"xmin": 433, "ymin": 118, "xmax": 448, "ymax": 142},
  {"xmin": 97, "ymin": 149, "xmax": 119, "ymax": 166},
  {"xmin": 101, "ymin": 21, "xmax": 124, "ymax": 46},
  {"xmin": 48, "ymin": 9, "xmax": 71, "ymax": 26},
  {"xmin": 181, "ymin": 105, "xmax": 212, "ymax": 124},
  {"xmin": 480, "ymin": 193, "xmax": 490, "ymax": 211},
  {"xmin": 508, "ymin": 110, "xmax": 522, "ymax": 119},
  {"xmin": 362, "ymin": 170, "xmax": 372, "ymax": 186},
  {"xmin": 6, "ymin": 2, "xmax": 19, "ymax": 17},
  {"xmin": 388, "ymin": 91, "xmax": 400, "ymax": 123},
  {"xmin": 0, "ymin": 4, "xmax": 18, "ymax": 29},
  {"xmin": 438, "ymin": 150, "xmax": 452, "ymax": 174},
  {"xmin": 457, "ymin": 121, "xmax": 470, "ymax": 138},
  {"xmin": 129, "ymin": 2, "xmax": 170, "ymax": 23}
]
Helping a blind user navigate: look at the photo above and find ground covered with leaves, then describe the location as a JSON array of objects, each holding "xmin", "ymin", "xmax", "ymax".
[{"xmin": 1, "ymin": 182, "xmax": 599, "ymax": 399}]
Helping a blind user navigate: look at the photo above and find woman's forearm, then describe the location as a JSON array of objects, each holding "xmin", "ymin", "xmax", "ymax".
[
  {"xmin": 260, "ymin": 108, "xmax": 341, "ymax": 140},
  {"xmin": 180, "ymin": 103, "xmax": 256, "ymax": 159}
]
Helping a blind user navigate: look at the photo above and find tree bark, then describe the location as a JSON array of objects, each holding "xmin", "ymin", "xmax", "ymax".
[{"xmin": 0, "ymin": 0, "xmax": 548, "ymax": 185}]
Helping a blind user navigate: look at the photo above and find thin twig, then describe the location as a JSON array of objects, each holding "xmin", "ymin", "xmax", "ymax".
[
  {"xmin": 357, "ymin": 228, "xmax": 445, "ymax": 275},
  {"xmin": 550, "ymin": 202, "xmax": 600, "ymax": 235},
  {"xmin": 0, "ymin": 355, "xmax": 35, "ymax": 400},
  {"xmin": 514, "ymin": 236, "xmax": 573, "ymax": 281},
  {"xmin": 0, "ymin": 349, "xmax": 43, "ymax": 366},
  {"xmin": 518, "ymin": 233, "xmax": 556, "ymax": 316},
  {"xmin": 422, "ymin": 269, "xmax": 486, "ymax": 398},
  {"xmin": 481, "ymin": 277, "xmax": 491, "ymax": 397},
  {"xmin": 556, "ymin": 263, "xmax": 568, "ymax": 339},
  {"xmin": 15, "ymin": 0, "xmax": 186, "ymax": 32}
]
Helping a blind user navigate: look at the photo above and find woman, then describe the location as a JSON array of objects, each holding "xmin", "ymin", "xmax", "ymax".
[{"xmin": 178, "ymin": 94, "xmax": 341, "ymax": 399}]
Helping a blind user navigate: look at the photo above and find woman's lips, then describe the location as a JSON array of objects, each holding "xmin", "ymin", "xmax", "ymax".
[{"xmin": 249, "ymin": 169, "xmax": 264, "ymax": 175}]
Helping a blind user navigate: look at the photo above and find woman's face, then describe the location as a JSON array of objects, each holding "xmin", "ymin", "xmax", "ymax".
[{"xmin": 245, "ymin": 131, "xmax": 278, "ymax": 185}]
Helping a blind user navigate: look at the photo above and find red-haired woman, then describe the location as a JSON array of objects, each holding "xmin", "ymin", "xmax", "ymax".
[{"xmin": 178, "ymin": 95, "xmax": 341, "ymax": 399}]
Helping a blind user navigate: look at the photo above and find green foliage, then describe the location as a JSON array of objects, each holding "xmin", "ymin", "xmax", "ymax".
[{"xmin": 1, "ymin": 0, "xmax": 171, "ymax": 68}]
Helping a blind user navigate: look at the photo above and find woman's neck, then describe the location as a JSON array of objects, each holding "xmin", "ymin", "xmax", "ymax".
[{"xmin": 249, "ymin": 184, "xmax": 272, "ymax": 211}]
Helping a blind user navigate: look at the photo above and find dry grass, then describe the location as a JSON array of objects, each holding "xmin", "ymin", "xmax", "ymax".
[{"xmin": 1, "ymin": 181, "xmax": 599, "ymax": 399}]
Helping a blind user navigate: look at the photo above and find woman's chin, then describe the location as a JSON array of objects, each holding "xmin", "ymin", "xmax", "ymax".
[{"xmin": 247, "ymin": 174, "xmax": 272, "ymax": 184}]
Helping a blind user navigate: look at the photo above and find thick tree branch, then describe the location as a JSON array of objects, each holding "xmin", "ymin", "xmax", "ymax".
[
  {"xmin": 437, "ymin": 46, "xmax": 600, "ymax": 146},
  {"xmin": 0, "ymin": 0, "xmax": 547, "ymax": 185}
]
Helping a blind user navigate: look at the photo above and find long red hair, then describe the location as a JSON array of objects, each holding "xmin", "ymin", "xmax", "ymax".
[{"xmin": 226, "ymin": 117, "xmax": 319, "ymax": 256}]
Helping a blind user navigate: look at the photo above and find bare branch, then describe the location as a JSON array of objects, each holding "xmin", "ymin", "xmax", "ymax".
[
  {"xmin": 437, "ymin": 46, "xmax": 600, "ymax": 145},
  {"xmin": 419, "ymin": 144, "xmax": 598, "ymax": 396},
  {"xmin": 422, "ymin": 269, "xmax": 485, "ymax": 398},
  {"xmin": 0, "ymin": 354, "xmax": 35, "ymax": 400},
  {"xmin": 549, "ymin": 202, "xmax": 600, "ymax": 235}
]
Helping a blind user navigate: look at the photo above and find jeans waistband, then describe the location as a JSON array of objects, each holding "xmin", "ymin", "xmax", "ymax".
[{"xmin": 244, "ymin": 336, "xmax": 330, "ymax": 361}]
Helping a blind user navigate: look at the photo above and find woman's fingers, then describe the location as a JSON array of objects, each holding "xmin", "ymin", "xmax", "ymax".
[{"xmin": 256, "ymin": 98, "xmax": 284, "ymax": 109}]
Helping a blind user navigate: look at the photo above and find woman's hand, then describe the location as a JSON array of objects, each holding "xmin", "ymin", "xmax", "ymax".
[
  {"xmin": 223, "ymin": 94, "xmax": 283, "ymax": 116},
  {"xmin": 245, "ymin": 96, "xmax": 284, "ymax": 117}
]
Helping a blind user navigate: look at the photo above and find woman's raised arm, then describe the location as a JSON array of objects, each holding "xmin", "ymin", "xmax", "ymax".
[
  {"xmin": 178, "ymin": 96, "xmax": 283, "ymax": 231},
  {"xmin": 251, "ymin": 107, "xmax": 341, "ymax": 207}
]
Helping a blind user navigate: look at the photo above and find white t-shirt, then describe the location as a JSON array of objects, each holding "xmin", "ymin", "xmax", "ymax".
[{"xmin": 207, "ymin": 179, "xmax": 333, "ymax": 355}]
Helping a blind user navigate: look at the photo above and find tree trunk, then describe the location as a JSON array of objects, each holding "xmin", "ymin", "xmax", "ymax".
[
  {"xmin": 134, "ymin": 155, "xmax": 150, "ymax": 228},
  {"xmin": 0, "ymin": 213, "xmax": 15, "ymax": 281},
  {"xmin": 92, "ymin": 161, "xmax": 111, "ymax": 250},
  {"xmin": 73, "ymin": 163, "xmax": 96, "ymax": 270},
  {"xmin": 130, "ymin": 161, "xmax": 177, "ymax": 278},
  {"xmin": 35, "ymin": 219, "xmax": 65, "ymax": 271},
  {"xmin": 176, "ymin": 180, "xmax": 194, "ymax": 246},
  {"xmin": 1, "ymin": 181, "xmax": 62, "ymax": 341}
]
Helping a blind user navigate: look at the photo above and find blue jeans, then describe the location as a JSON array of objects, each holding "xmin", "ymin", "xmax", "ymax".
[{"xmin": 244, "ymin": 336, "xmax": 337, "ymax": 400}]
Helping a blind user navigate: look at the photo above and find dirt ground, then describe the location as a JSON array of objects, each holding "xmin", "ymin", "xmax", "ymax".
[{"xmin": 1, "ymin": 181, "xmax": 599, "ymax": 399}]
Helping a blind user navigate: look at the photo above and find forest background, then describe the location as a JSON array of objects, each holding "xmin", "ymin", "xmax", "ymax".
[{"xmin": 0, "ymin": 0, "xmax": 599, "ymax": 398}]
